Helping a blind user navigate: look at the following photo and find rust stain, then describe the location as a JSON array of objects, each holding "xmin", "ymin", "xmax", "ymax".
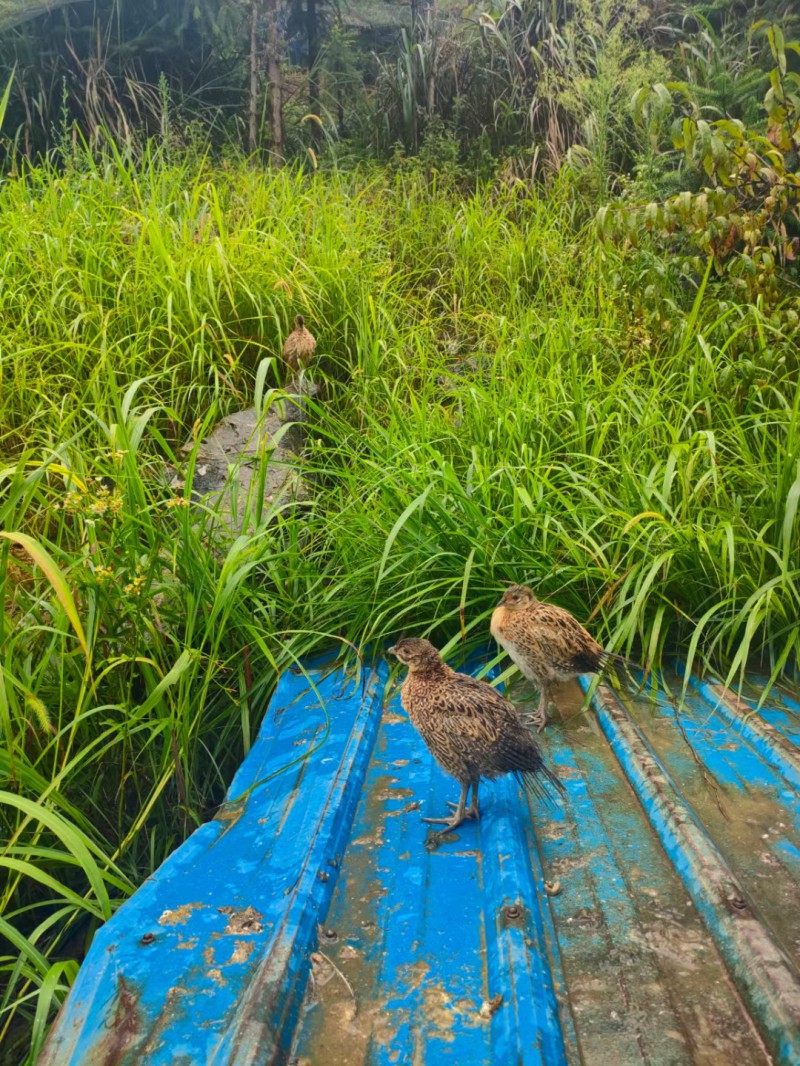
[
  {"xmin": 538, "ymin": 685, "xmax": 777, "ymax": 1066},
  {"xmin": 710, "ymin": 683, "xmax": 751, "ymax": 716},
  {"xmin": 298, "ymin": 951, "xmax": 400, "ymax": 1066},
  {"xmin": 174, "ymin": 937, "xmax": 198, "ymax": 950},
  {"xmin": 93, "ymin": 975, "xmax": 142, "ymax": 1066},
  {"xmin": 358, "ymin": 882, "xmax": 388, "ymax": 907},
  {"xmin": 400, "ymin": 959, "xmax": 429, "ymax": 992},
  {"xmin": 419, "ymin": 982, "xmax": 479, "ymax": 1040},
  {"xmin": 478, "ymin": 993, "xmax": 504, "ymax": 1020},
  {"xmin": 136, "ymin": 985, "xmax": 189, "ymax": 1060},
  {"xmin": 157, "ymin": 902, "xmax": 204, "ymax": 926},
  {"xmin": 352, "ymin": 826, "xmax": 386, "ymax": 849},
  {"xmin": 228, "ymin": 939, "xmax": 255, "ymax": 965},
  {"xmin": 217, "ymin": 905, "xmax": 264, "ymax": 935}
]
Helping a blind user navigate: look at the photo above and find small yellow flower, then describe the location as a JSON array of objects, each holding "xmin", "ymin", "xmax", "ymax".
[
  {"xmin": 123, "ymin": 574, "xmax": 147, "ymax": 596},
  {"xmin": 107, "ymin": 450, "xmax": 128, "ymax": 463},
  {"xmin": 166, "ymin": 497, "xmax": 191, "ymax": 508}
]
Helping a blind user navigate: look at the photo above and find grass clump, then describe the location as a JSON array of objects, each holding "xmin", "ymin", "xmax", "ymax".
[{"xmin": 1, "ymin": 148, "xmax": 799, "ymax": 1061}]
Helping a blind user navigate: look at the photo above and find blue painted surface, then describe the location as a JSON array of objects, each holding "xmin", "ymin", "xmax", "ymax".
[
  {"xmin": 581, "ymin": 677, "xmax": 800, "ymax": 1065},
  {"xmin": 677, "ymin": 662, "xmax": 800, "ymax": 791},
  {"xmin": 42, "ymin": 654, "xmax": 800, "ymax": 1065},
  {"xmin": 651, "ymin": 668, "xmax": 800, "ymax": 887},
  {"xmin": 290, "ymin": 665, "xmax": 571, "ymax": 1066},
  {"xmin": 724, "ymin": 676, "xmax": 800, "ymax": 746},
  {"xmin": 39, "ymin": 660, "xmax": 387, "ymax": 1066}
]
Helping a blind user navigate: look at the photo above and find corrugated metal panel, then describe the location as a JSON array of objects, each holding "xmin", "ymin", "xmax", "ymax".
[
  {"xmin": 39, "ymin": 657, "xmax": 800, "ymax": 1065},
  {"xmin": 38, "ymin": 660, "xmax": 386, "ymax": 1066}
]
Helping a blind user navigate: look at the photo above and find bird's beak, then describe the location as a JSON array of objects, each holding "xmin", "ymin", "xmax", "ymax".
[{"xmin": 387, "ymin": 645, "xmax": 398, "ymax": 657}]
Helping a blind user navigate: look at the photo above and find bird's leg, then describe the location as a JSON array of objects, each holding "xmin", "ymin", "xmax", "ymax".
[
  {"xmin": 530, "ymin": 688, "xmax": 550, "ymax": 732},
  {"xmin": 446, "ymin": 781, "xmax": 480, "ymax": 820},
  {"xmin": 467, "ymin": 780, "xmax": 480, "ymax": 820},
  {"xmin": 423, "ymin": 781, "xmax": 469, "ymax": 830}
]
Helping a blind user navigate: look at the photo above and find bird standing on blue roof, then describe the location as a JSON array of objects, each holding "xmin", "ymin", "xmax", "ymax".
[
  {"xmin": 387, "ymin": 637, "xmax": 564, "ymax": 839},
  {"xmin": 491, "ymin": 584, "xmax": 634, "ymax": 732}
]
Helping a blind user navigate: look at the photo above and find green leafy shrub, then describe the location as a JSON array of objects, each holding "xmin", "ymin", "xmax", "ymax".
[{"xmin": 599, "ymin": 21, "xmax": 800, "ymax": 346}]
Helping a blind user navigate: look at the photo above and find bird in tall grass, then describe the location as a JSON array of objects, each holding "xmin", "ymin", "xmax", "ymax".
[
  {"xmin": 282, "ymin": 314, "xmax": 317, "ymax": 381},
  {"xmin": 491, "ymin": 584, "xmax": 634, "ymax": 732},
  {"xmin": 387, "ymin": 638, "xmax": 564, "ymax": 838}
]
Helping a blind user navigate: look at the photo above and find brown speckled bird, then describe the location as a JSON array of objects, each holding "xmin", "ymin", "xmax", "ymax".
[
  {"xmin": 491, "ymin": 584, "xmax": 633, "ymax": 732},
  {"xmin": 387, "ymin": 637, "xmax": 564, "ymax": 837},
  {"xmin": 281, "ymin": 314, "xmax": 317, "ymax": 377}
]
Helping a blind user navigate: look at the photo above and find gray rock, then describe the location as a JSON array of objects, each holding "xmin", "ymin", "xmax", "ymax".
[{"xmin": 172, "ymin": 383, "xmax": 318, "ymax": 535}]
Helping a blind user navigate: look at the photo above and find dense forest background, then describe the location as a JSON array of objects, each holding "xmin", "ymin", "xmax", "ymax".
[
  {"xmin": 0, "ymin": 1, "xmax": 795, "ymax": 170},
  {"xmin": 1, "ymin": 0, "xmax": 798, "ymax": 318}
]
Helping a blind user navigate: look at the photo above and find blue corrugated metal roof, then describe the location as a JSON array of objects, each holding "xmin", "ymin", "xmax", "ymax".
[{"xmin": 39, "ymin": 655, "xmax": 800, "ymax": 1065}]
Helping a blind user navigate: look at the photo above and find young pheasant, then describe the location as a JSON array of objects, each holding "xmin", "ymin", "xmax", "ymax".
[
  {"xmin": 387, "ymin": 637, "xmax": 564, "ymax": 838},
  {"xmin": 281, "ymin": 314, "xmax": 317, "ymax": 379},
  {"xmin": 491, "ymin": 584, "xmax": 632, "ymax": 732}
]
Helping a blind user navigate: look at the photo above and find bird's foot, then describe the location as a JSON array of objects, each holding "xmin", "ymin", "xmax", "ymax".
[
  {"xmin": 423, "ymin": 815, "xmax": 466, "ymax": 851},
  {"xmin": 446, "ymin": 801, "xmax": 479, "ymax": 820},
  {"xmin": 421, "ymin": 814, "xmax": 466, "ymax": 830},
  {"xmin": 522, "ymin": 707, "xmax": 549, "ymax": 732}
]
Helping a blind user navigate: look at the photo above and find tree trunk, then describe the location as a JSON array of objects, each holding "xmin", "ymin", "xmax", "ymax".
[
  {"xmin": 248, "ymin": 0, "xmax": 260, "ymax": 153},
  {"xmin": 307, "ymin": 0, "xmax": 321, "ymax": 148},
  {"xmin": 264, "ymin": 0, "xmax": 284, "ymax": 164},
  {"xmin": 426, "ymin": 0, "xmax": 436, "ymax": 117}
]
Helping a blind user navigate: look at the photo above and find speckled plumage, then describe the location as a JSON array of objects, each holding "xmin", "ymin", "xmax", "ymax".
[
  {"xmin": 388, "ymin": 637, "xmax": 564, "ymax": 837},
  {"xmin": 282, "ymin": 314, "xmax": 317, "ymax": 373},
  {"xmin": 491, "ymin": 583, "xmax": 631, "ymax": 731}
]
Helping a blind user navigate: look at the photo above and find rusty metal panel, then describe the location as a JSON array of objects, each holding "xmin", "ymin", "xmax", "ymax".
[
  {"xmin": 40, "ymin": 656, "xmax": 800, "ymax": 1065},
  {"xmin": 38, "ymin": 660, "xmax": 387, "ymax": 1066},
  {"xmin": 290, "ymin": 680, "xmax": 574, "ymax": 1066},
  {"xmin": 582, "ymin": 674, "xmax": 800, "ymax": 1063}
]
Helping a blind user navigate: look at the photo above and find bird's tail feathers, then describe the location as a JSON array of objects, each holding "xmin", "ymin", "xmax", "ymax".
[
  {"xmin": 600, "ymin": 650, "xmax": 639, "ymax": 688},
  {"xmin": 517, "ymin": 762, "xmax": 566, "ymax": 806}
]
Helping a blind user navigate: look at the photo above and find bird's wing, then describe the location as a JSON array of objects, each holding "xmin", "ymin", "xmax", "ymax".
[
  {"xmin": 443, "ymin": 675, "xmax": 559, "ymax": 793},
  {"xmin": 415, "ymin": 674, "xmax": 515, "ymax": 745},
  {"xmin": 413, "ymin": 674, "xmax": 562, "ymax": 798},
  {"xmin": 449, "ymin": 673, "xmax": 520, "ymax": 726},
  {"xmin": 530, "ymin": 603, "xmax": 604, "ymax": 672}
]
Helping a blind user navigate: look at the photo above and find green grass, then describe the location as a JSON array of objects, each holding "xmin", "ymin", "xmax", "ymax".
[{"xmin": 1, "ymin": 146, "xmax": 799, "ymax": 1061}]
